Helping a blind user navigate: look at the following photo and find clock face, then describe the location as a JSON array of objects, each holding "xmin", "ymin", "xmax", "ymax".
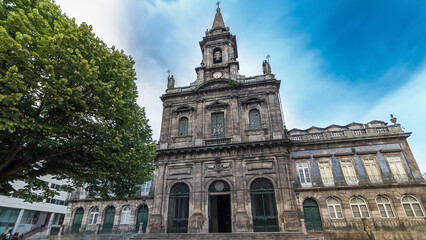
[{"xmin": 213, "ymin": 71, "xmax": 222, "ymax": 79}]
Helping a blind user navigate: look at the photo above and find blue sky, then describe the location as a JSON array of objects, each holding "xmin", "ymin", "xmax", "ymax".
[{"xmin": 56, "ymin": 0, "xmax": 426, "ymax": 172}]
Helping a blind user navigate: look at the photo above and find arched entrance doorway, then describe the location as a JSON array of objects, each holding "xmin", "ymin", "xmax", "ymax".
[
  {"xmin": 167, "ymin": 183, "xmax": 190, "ymax": 233},
  {"xmin": 250, "ymin": 178, "xmax": 279, "ymax": 232},
  {"xmin": 102, "ymin": 207, "xmax": 115, "ymax": 233},
  {"xmin": 71, "ymin": 208, "xmax": 84, "ymax": 234},
  {"xmin": 208, "ymin": 180, "xmax": 231, "ymax": 233},
  {"xmin": 136, "ymin": 205, "xmax": 149, "ymax": 233},
  {"xmin": 303, "ymin": 198, "xmax": 322, "ymax": 231}
]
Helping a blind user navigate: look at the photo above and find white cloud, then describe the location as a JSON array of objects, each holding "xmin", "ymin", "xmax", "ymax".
[
  {"xmin": 55, "ymin": 0, "xmax": 129, "ymax": 50},
  {"xmin": 363, "ymin": 64, "xmax": 426, "ymax": 172}
]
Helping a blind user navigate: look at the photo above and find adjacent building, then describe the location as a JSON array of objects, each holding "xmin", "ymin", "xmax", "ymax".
[
  {"xmin": 62, "ymin": 5, "xmax": 426, "ymax": 240},
  {"xmin": 0, "ymin": 175, "xmax": 68, "ymax": 235}
]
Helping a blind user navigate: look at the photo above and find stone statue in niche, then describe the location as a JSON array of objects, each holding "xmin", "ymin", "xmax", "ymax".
[
  {"xmin": 167, "ymin": 75, "xmax": 175, "ymax": 89},
  {"xmin": 263, "ymin": 60, "xmax": 271, "ymax": 74}
]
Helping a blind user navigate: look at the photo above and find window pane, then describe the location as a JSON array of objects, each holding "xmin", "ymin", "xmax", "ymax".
[
  {"xmin": 249, "ymin": 109, "xmax": 261, "ymax": 129},
  {"xmin": 336, "ymin": 206, "xmax": 343, "ymax": 218},
  {"xmin": 328, "ymin": 206, "xmax": 336, "ymax": 219},
  {"xmin": 360, "ymin": 205, "xmax": 369, "ymax": 218},
  {"xmin": 351, "ymin": 206, "xmax": 360, "ymax": 218},
  {"xmin": 385, "ymin": 205, "xmax": 395, "ymax": 218},
  {"xmin": 412, "ymin": 204, "xmax": 424, "ymax": 217},
  {"xmin": 211, "ymin": 113, "xmax": 225, "ymax": 138},
  {"xmin": 403, "ymin": 204, "xmax": 414, "ymax": 217},
  {"xmin": 378, "ymin": 205, "xmax": 386, "ymax": 218},
  {"xmin": 178, "ymin": 118, "xmax": 188, "ymax": 136}
]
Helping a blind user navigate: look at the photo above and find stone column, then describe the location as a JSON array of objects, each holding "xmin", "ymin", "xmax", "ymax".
[
  {"xmin": 233, "ymin": 159, "xmax": 250, "ymax": 232},
  {"xmin": 188, "ymin": 161, "xmax": 205, "ymax": 233},
  {"xmin": 149, "ymin": 163, "xmax": 167, "ymax": 233}
]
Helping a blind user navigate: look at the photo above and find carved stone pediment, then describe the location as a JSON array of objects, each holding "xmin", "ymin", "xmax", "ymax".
[
  {"xmin": 174, "ymin": 105, "xmax": 194, "ymax": 113},
  {"xmin": 241, "ymin": 97, "xmax": 265, "ymax": 105},
  {"xmin": 206, "ymin": 100, "xmax": 229, "ymax": 110}
]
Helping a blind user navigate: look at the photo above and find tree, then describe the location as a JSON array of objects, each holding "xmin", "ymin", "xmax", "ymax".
[{"xmin": 0, "ymin": 0, "xmax": 157, "ymax": 201}]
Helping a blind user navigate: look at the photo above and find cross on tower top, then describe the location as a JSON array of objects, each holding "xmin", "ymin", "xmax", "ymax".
[
  {"xmin": 266, "ymin": 54, "xmax": 271, "ymax": 63},
  {"xmin": 167, "ymin": 69, "xmax": 171, "ymax": 76},
  {"xmin": 216, "ymin": 0, "xmax": 220, "ymax": 8}
]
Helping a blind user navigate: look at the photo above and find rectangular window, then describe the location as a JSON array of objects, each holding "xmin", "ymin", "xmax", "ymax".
[
  {"xmin": 211, "ymin": 113, "xmax": 225, "ymax": 138},
  {"xmin": 363, "ymin": 158, "xmax": 381, "ymax": 182},
  {"xmin": 21, "ymin": 210, "xmax": 35, "ymax": 224},
  {"xmin": 340, "ymin": 159, "xmax": 358, "ymax": 185},
  {"xmin": 318, "ymin": 161, "xmax": 334, "ymax": 186},
  {"xmin": 296, "ymin": 163, "xmax": 312, "ymax": 187},
  {"xmin": 387, "ymin": 156, "xmax": 407, "ymax": 181},
  {"xmin": 141, "ymin": 181, "xmax": 151, "ymax": 195}
]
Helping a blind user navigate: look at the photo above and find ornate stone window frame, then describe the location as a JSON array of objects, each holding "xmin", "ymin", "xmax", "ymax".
[
  {"xmin": 326, "ymin": 197, "xmax": 344, "ymax": 219},
  {"xmin": 317, "ymin": 159, "xmax": 334, "ymax": 186},
  {"xmin": 361, "ymin": 156, "xmax": 382, "ymax": 183},
  {"xmin": 88, "ymin": 207, "xmax": 99, "ymax": 225},
  {"xmin": 384, "ymin": 154, "xmax": 408, "ymax": 182},
  {"xmin": 349, "ymin": 196, "xmax": 370, "ymax": 219},
  {"xmin": 339, "ymin": 157, "xmax": 359, "ymax": 185},
  {"xmin": 375, "ymin": 196, "xmax": 395, "ymax": 218},
  {"xmin": 296, "ymin": 161, "xmax": 312, "ymax": 187},
  {"xmin": 401, "ymin": 195, "xmax": 425, "ymax": 218},
  {"xmin": 120, "ymin": 206, "xmax": 131, "ymax": 224}
]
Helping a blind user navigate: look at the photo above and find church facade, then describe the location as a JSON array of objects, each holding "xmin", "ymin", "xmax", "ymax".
[{"xmin": 62, "ymin": 6, "xmax": 426, "ymax": 240}]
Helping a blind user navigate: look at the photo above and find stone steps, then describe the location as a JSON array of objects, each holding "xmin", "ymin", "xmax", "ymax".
[{"xmin": 130, "ymin": 232, "xmax": 318, "ymax": 240}]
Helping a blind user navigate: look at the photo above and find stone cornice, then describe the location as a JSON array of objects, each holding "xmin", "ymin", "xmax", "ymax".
[{"xmin": 155, "ymin": 139, "xmax": 290, "ymax": 157}]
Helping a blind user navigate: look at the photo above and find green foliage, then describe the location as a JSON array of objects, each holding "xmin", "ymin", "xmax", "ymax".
[{"xmin": 0, "ymin": 0, "xmax": 156, "ymax": 201}]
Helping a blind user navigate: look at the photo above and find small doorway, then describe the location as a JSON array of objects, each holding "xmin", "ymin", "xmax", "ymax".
[
  {"xmin": 71, "ymin": 208, "xmax": 84, "ymax": 234},
  {"xmin": 303, "ymin": 199, "xmax": 323, "ymax": 231},
  {"xmin": 102, "ymin": 207, "xmax": 115, "ymax": 233},
  {"xmin": 136, "ymin": 205, "xmax": 149, "ymax": 233},
  {"xmin": 209, "ymin": 180, "xmax": 232, "ymax": 233}
]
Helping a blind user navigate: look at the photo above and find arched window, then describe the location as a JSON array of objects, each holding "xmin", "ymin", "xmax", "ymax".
[
  {"xmin": 249, "ymin": 109, "xmax": 261, "ymax": 129},
  {"xmin": 350, "ymin": 197, "xmax": 370, "ymax": 218},
  {"xmin": 401, "ymin": 195, "xmax": 425, "ymax": 217},
  {"xmin": 326, "ymin": 197, "xmax": 343, "ymax": 219},
  {"xmin": 88, "ymin": 207, "xmax": 99, "ymax": 224},
  {"xmin": 250, "ymin": 178, "xmax": 279, "ymax": 232},
  {"xmin": 120, "ymin": 206, "xmax": 131, "ymax": 224},
  {"xmin": 167, "ymin": 183, "xmax": 190, "ymax": 233},
  {"xmin": 178, "ymin": 117, "xmax": 188, "ymax": 136},
  {"xmin": 376, "ymin": 196, "xmax": 395, "ymax": 218},
  {"xmin": 213, "ymin": 48, "xmax": 222, "ymax": 63}
]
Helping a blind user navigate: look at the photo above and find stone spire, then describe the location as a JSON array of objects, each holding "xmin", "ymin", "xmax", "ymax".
[
  {"xmin": 211, "ymin": 5, "xmax": 225, "ymax": 30},
  {"xmin": 208, "ymin": 1, "xmax": 228, "ymax": 35}
]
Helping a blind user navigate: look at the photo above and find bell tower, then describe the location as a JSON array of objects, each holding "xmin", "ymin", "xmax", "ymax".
[{"xmin": 193, "ymin": 3, "xmax": 240, "ymax": 85}]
